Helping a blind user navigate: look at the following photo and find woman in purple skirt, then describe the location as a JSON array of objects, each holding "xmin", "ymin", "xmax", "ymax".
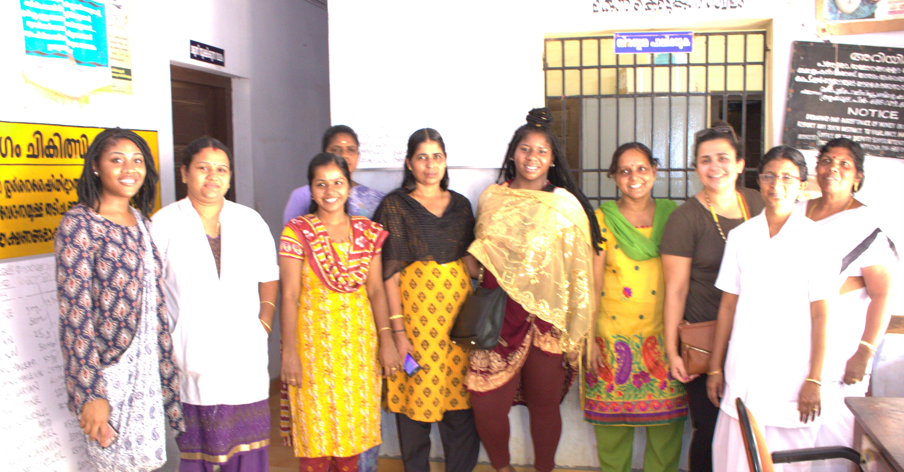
[{"xmin": 152, "ymin": 137, "xmax": 279, "ymax": 471}]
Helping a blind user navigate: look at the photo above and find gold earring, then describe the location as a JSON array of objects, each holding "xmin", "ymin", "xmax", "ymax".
[{"xmin": 854, "ymin": 182, "xmax": 860, "ymax": 192}]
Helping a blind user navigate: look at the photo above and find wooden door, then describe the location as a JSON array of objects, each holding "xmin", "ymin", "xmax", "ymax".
[{"xmin": 170, "ymin": 65, "xmax": 234, "ymax": 202}]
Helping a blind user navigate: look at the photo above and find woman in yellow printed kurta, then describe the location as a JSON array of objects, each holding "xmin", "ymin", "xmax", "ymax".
[
  {"xmin": 583, "ymin": 143, "xmax": 687, "ymax": 472},
  {"xmin": 278, "ymin": 153, "xmax": 400, "ymax": 472},
  {"xmin": 389, "ymin": 260, "xmax": 472, "ymax": 419},
  {"xmin": 285, "ymin": 244, "xmax": 380, "ymax": 456},
  {"xmin": 373, "ymin": 128, "xmax": 481, "ymax": 472}
]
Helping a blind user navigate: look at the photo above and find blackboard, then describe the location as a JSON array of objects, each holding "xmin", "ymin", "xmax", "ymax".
[
  {"xmin": 783, "ymin": 41, "xmax": 904, "ymax": 158},
  {"xmin": 0, "ymin": 255, "xmax": 92, "ymax": 471}
]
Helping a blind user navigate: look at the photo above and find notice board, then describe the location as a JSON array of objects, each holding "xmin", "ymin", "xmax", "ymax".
[
  {"xmin": 1, "ymin": 256, "xmax": 93, "ymax": 471},
  {"xmin": 783, "ymin": 41, "xmax": 904, "ymax": 158}
]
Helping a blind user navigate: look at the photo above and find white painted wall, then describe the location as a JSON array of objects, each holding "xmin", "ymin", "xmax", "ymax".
[
  {"xmin": 2, "ymin": 1, "xmax": 329, "ymax": 469},
  {"xmin": 2, "ymin": 0, "xmax": 329, "ymax": 378},
  {"xmin": 331, "ymin": 0, "xmax": 903, "ymax": 469}
]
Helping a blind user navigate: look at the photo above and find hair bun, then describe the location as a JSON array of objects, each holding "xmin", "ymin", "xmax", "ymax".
[{"xmin": 526, "ymin": 108, "xmax": 553, "ymax": 128}]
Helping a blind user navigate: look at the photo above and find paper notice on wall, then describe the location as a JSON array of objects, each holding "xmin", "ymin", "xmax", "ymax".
[
  {"xmin": 0, "ymin": 256, "xmax": 94, "ymax": 471},
  {"xmin": 106, "ymin": 1, "xmax": 132, "ymax": 95},
  {"xmin": 19, "ymin": 0, "xmax": 133, "ymax": 103}
]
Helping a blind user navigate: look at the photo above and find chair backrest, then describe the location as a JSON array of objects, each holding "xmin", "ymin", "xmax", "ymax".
[{"xmin": 736, "ymin": 397, "xmax": 775, "ymax": 472}]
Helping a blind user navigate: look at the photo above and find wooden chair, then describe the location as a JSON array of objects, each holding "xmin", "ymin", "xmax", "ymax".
[{"xmin": 735, "ymin": 397, "xmax": 863, "ymax": 472}]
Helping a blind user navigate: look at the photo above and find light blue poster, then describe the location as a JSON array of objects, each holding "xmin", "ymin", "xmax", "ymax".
[{"xmin": 21, "ymin": 0, "xmax": 108, "ymax": 68}]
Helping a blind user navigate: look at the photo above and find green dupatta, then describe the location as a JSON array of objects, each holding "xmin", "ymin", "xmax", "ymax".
[{"xmin": 599, "ymin": 199, "xmax": 677, "ymax": 261}]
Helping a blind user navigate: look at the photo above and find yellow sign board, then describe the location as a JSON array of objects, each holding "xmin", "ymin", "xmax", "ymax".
[{"xmin": 0, "ymin": 122, "xmax": 160, "ymax": 260}]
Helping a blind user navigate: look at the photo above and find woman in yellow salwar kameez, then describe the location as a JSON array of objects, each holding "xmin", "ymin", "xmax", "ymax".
[{"xmin": 278, "ymin": 153, "xmax": 401, "ymax": 472}]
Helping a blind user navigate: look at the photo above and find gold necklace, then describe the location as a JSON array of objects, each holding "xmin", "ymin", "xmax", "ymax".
[
  {"xmin": 704, "ymin": 191, "xmax": 748, "ymax": 242},
  {"xmin": 807, "ymin": 197, "xmax": 853, "ymax": 219}
]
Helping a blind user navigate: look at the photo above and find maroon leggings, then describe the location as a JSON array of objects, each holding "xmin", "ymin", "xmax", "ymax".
[
  {"xmin": 297, "ymin": 454, "xmax": 359, "ymax": 472},
  {"xmin": 470, "ymin": 344, "xmax": 567, "ymax": 472}
]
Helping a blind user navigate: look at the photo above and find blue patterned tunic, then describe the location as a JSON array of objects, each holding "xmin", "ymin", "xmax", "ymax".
[{"xmin": 54, "ymin": 204, "xmax": 184, "ymax": 433}]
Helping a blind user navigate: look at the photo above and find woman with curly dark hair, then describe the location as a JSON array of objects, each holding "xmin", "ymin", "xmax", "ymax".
[
  {"xmin": 55, "ymin": 128, "xmax": 184, "ymax": 472},
  {"xmin": 466, "ymin": 108, "xmax": 605, "ymax": 472}
]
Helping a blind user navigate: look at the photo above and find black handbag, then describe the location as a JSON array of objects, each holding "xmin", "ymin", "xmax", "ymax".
[{"xmin": 450, "ymin": 267, "xmax": 507, "ymax": 350}]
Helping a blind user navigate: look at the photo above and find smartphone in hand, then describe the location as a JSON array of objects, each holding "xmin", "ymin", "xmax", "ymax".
[
  {"xmin": 404, "ymin": 353, "xmax": 422, "ymax": 376},
  {"xmin": 100, "ymin": 423, "xmax": 118, "ymax": 448}
]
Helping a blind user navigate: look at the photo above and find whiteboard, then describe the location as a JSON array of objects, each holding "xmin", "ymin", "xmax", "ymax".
[{"xmin": 0, "ymin": 255, "xmax": 92, "ymax": 471}]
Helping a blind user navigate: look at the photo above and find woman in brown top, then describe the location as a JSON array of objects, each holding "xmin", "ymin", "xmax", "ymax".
[{"xmin": 660, "ymin": 121, "xmax": 764, "ymax": 472}]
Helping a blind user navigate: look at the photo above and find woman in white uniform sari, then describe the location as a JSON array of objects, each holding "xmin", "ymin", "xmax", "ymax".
[
  {"xmin": 797, "ymin": 138, "xmax": 897, "ymax": 472},
  {"xmin": 707, "ymin": 146, "xmax": 835, "ymax": 472},
  {"xmin": 152, "ymin": 137, "xmax": 279, "ymax": 471}
]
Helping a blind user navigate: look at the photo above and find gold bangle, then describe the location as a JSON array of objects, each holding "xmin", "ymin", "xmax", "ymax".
[
  {"xmin": 378, "ymin": 326, "xmax": 391, "ymax": 333},
  {"xmin": 260, "ymin": 319, "xmax": 272, "ymax": 333},
  {"xmin": 859, "ymin": 340, "xmax": 876, "ymax": 352},
  {"xmin": 261, "ymin": 300, "xmax": 276, "ymax": 308},
  {"xmin": 707, "ymin": 370, "xmax": 722, "ymax": 376},
  {"xmin": 389, "ymin": 314, "xmax": 404, "ymax": 320},
  {"xmin": 805, "ymin": 378, "xmax": 822, "ymax": 386}
]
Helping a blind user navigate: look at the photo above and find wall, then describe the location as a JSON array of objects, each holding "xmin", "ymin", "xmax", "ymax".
[
  {"xmin": 1, "ymin": 0, "xmax": 329, "ymax": 469},
  {"xmin": 331, "ymin": 0, "xmax": 903, "ymax": 468}
]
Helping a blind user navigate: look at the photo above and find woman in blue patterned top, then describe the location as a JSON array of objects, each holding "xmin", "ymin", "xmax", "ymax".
[
  {"xmin": 55, "ymin": 128, "xmax": 184, "ymax": 472},
  {"xmin": 282, "ymin": 125, "xmax": 385, "ymax": 225}
]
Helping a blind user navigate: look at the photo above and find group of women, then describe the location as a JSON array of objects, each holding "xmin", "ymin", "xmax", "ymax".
[{"xmin": 55, "ymin": 111, "xmax": 896, "ymax": 472}]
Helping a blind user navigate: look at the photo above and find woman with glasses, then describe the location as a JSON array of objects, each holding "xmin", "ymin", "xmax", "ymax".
[
  {"xmin": 660, "ymin": 121, "xmax": 764, "ymax": 472},
  {"xmin": 583, "ymin": 142, "xmax": 687, "ymax": 472},
  {"xmin": 797, "ymin": 138, "xmax": 896, "ymax": 472},
  {"xmin": 152, "ymin": 137, "xmax": 278, "ymax": 471},
  {"xmin": 706, "ymin": 146, "xmax": 834, "ymax": 470}
]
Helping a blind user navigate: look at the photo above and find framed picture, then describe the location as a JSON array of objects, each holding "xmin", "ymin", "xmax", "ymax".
[{"xmin": 816, "ymin": 0, "xmax": 904, "ymax": 35}]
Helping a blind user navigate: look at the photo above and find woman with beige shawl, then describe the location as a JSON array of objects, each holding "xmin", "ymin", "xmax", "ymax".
[{"xmin": 466, "ymin": 108, "xmax": 605, "ymax": 472}]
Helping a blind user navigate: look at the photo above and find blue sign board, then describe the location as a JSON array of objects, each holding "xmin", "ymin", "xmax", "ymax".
[
  {"xmin": 21, "ymin": 0, "xmax": 109, "ymax": 67},
  {"xmin": 614, "ymin": 32, "xmax": 693, "ymax": 54}
]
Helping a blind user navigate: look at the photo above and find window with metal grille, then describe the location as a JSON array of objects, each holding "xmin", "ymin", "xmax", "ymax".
[{"xmin": 544, "ymin": 32, "xmax": 767, "ymax": 205}]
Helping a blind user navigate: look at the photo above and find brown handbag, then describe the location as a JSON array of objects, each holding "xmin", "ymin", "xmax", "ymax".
[{"xmin": 677, "ymin": 320, "xmax": 716, "ymax": 376}]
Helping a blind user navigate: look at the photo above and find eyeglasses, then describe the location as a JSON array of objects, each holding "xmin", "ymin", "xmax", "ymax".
[
  {"xmin": 694, "ymin": 125, "xmax": 734, "ymax": 140},
  {"xmin": 758, "ymin": 173, "xmax": 801, "ymax": 185}
]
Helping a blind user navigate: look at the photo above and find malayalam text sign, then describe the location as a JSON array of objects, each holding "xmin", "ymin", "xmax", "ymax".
[
  {"xmin": 614, "ymin": 32, "xmax": 693, "ymax": 54},
  {"xmin": 0, "ymin": 122, "xmax": 159, "ymax": 259},
  {"xmin": 783, "ymin": 41, "xmax": 904, "ymax": 158}
]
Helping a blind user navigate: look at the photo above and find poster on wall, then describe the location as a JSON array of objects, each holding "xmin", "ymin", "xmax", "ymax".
[
  {"xmin": 0, "ymin": 122, "xmax": 159, "ymax": 260},
  {"xmin": 816, "ymin": 0, "xmax": 904, "ymax": 36},
  {"xmin": 1, "ymin": 256, "xmax": 95, "ymax": 471},
  {"xmin": 783, "ymin": 41, "xmax": 904, "ymax": 159},
  {"xmin": 19, "ymin": 0, "xmax": 133, "ymax": 104}
]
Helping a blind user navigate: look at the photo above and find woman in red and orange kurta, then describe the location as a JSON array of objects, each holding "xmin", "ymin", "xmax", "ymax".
[{"xmin": 277, "ymin": 152, "xmax": 399, "ymax": 472}]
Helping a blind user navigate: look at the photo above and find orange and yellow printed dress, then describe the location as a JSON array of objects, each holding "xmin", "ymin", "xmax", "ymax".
[
  {"xmin": 583, "ymin": 207, "xmax": 687, "ymax": 426},
  {"xmin": 385, "ymin": 259, "xmax": 472, "ymax": 421},
  {"xmin": 278, "ymin": 216, "xmax": 385, "ymax": 458}
]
